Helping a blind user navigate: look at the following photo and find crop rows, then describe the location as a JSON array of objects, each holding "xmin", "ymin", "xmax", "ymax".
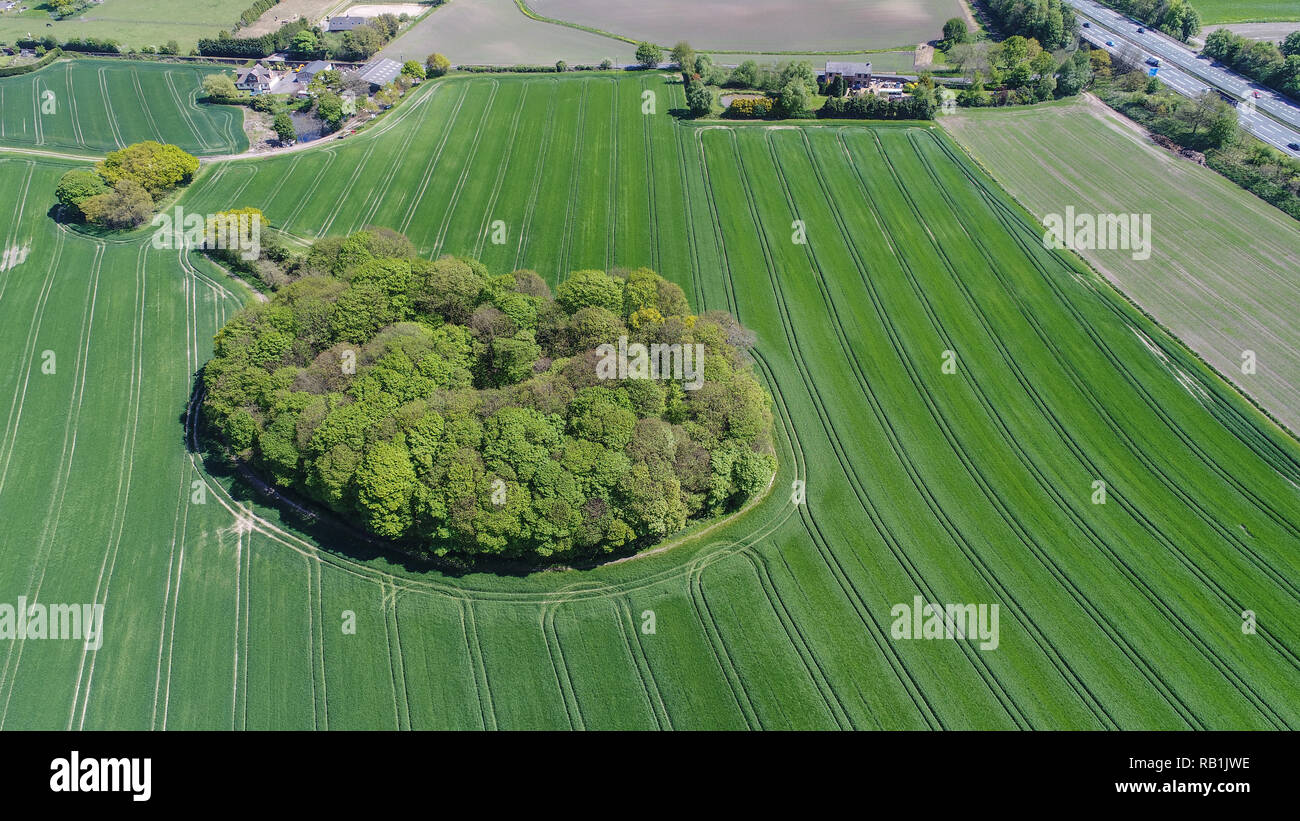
[{"xmin": 0, "ymin": 71, "xmax": 1295, "ymax": 728}]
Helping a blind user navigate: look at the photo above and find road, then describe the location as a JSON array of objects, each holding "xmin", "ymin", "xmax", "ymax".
[{"xmin": 1065, "ymin": 0, "xmax": 1300, "ymax": 155}]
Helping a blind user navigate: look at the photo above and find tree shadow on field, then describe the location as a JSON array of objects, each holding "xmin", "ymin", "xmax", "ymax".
[{"xmin": 179, "ymin": 375, "xmax": 656, "ymax": 578}]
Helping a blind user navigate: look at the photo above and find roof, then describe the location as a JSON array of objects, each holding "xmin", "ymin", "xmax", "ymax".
[
  {"xmin": 300, "ymin": 60, "xmax": 332, "ymax": 76},
  {"xmin": 353, "ymin": 57, "xmax": 402, "ymax": 87},
  {"xmin": 826, "ymin": 61, "xmax": 872, "ymax": 76},
  {"xmin": 326, "ymin": 15, "xmax": 368, "ymax": 31}
]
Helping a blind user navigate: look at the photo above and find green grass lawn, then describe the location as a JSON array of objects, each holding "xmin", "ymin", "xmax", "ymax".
[
  {"xmin": 0, "ymin": 73, "xmax": 1297, "ymax": 729},
  {"xmin": 0, "ymin": 58, "xmax": 247, "ymax": 156},
  {"xmin": 0, "ymin": 0, "xmax": 253, "ymax": 53},
  {"xmin": 1192, "ymin": 1, "xmax": 1300, "ymax": 25}
]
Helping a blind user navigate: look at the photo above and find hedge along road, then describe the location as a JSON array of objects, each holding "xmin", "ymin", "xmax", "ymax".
[{"xmin": 0, "ymin": 71, "xmax": 1297, "ymax": 729}]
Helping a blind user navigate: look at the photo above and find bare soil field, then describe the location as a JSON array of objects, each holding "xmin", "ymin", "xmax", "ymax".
[
  {"xmin": 526, "ymin": 0, "xmax": 964, "ymax": 51},
  {"xmin": 944, "ymin": 97, "xmax": 1300, "ymax": 432},
  {"xmin": 241, "ymin": 0, "xmax": 344, "ymax": 36},
  {"xmin": 381, "ymin": 0, "xmax": 635, "ymax": 64},
  {"xmin": 1198, "ymin": 22, "xmax": 1300, "ymax": 43},
  {"xmin": 344, "ymin": 3, "xmax": 429, "ymax": 14}
]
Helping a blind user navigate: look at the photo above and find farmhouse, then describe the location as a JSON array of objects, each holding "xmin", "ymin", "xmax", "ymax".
[
  {"xmin": 235, "ymin": 64, "xmax": 277, "ymax": 94},
  {"xmin": 324, "ymin": 15, "xmax": 368, "ymax": 32},
  {"xmin": 823, "ymin": 61, "xmax": 873, "ymax": 90},
  {"xmin": 348, "ymin": 57, "xmax": 402, "ymax": 91},
  {"xmin": 275, "ymin": 59, "xmax": 334, "ymax": 96}
]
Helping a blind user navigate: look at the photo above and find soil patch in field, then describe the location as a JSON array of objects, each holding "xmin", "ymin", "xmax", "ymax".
[
  {"xmin": 241, "ymin": 0, "xmax": 339, "ymax": 37},
  {"xmin": 527, "ymin": 0, "xmax": 964, "ymax": 52},
  {"xmin": 344, "ymin": 3, "xmax": 428, "ymax": 14}
]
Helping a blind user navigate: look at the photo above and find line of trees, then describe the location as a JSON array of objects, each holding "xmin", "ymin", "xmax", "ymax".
[
  {"xmin": 676, "ymin": 46, "xmax": 825, "ymax": 119},
  {"xmin": 1203, "ymin": 29, "xmax": 1300, "ymax": 102},
  {"xmin": 1098, "ymin": 0, "xmax": 1201, "ymax": 42},
  {"xmin": 1094, "ymin": 64, "xmax": 1300, "ymax": 219},
  {"xmin": 955, "ymin": 35, "xmax": 1095, "ymax": 106},
  {"xmin": 981, "ymin": 0, "xmax": 1076, "ymax": 50}
]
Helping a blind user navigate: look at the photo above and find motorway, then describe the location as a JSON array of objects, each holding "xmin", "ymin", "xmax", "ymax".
[{"xmin": 1064, "ymin": 0, "xmax": 1300, "ymax": 155}]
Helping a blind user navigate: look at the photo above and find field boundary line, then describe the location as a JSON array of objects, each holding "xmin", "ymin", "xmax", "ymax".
[
  {"xmin": 906, "ymin": 133, "xmax": 1300, "ymax": 715},
  {"xmin": 859, "ymin": 128, "xmax": 1266, "ymax": 725}
]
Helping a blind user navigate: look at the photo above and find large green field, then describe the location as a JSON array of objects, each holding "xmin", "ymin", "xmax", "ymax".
[
  {"xmin": 943, "ymin": 97, "xmax": 1300, "ymax": 434},
  {"xmin": 0, "ymin": 73, "xmax": 1297, "ymax": 729},
  {"xmin": 0, "ymin": 59, "xmax": 247, "ymax": 156},
  {"xmin": 0, "ymin": 0, "xmax": 253, "ymax": 53},
  {"xmin": 1191, "ymin": 1, "xmax": 1300, "ymax": 25}
]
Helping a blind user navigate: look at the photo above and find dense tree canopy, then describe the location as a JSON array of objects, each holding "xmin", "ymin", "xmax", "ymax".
[
  {"xmin": 55, "ymin": 141, "xmax": 199, "ymax": 228},
  {"xmin": 203, "ymin": 229, "xmax": 776, "ymax": 564}
]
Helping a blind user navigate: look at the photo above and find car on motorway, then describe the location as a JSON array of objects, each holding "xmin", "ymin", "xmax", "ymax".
[
  {"xmin": 1082, "ymin": 21, "xmax": 1090, "ymax": 27},
  {"xmin": 1106, "ymin": 40, "xmax": 1114, "ymax": 47},
  {"xmin": 1136, "ymin": 26, "xmax": 1145, "ymax": 33},
  {"xmin": 1289, "ymin": 142, "xmax": 1300, "ymax": 152},
  {"xmin": 1146, "ymin": 57, "xmax": 1160, "ymax": 67}
]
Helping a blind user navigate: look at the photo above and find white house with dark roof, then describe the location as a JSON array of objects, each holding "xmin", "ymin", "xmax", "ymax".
[{"xmin": 235, "ymin": 63, "xmax": 278, "ymax": 93}]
